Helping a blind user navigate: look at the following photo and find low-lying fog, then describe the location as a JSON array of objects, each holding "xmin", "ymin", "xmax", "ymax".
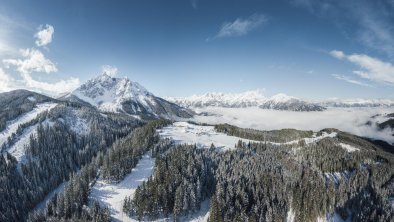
[{"xmin": 192, "ymin": 107, "xmax": 394, "ymax": 144}]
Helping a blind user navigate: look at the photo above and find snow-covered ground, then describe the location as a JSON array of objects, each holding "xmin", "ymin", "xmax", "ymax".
[
  {"xmin": 158, "ymin": 122, "xmax": 259, "ymax": 151},
  {"xmin": 90, "ymin": 152, "xmax": 211, "ymax": 222},
  {"xmin": 0, "ymin": 103, "xmax": 57, "ymax": 147},
  {"xmin": 159, "ymin": 122, "xmax": 340, "ymax": 151},
  {"xmin": 192, "ymin": 107, "xmax": 394, "ymax": 144},
  {"xmin": 339, "ymin": 143, "xmax": 360, "ymax": 152},
  {"xmin": 90, "ymin": 154, "xmax": 155, "ymax": 222}
]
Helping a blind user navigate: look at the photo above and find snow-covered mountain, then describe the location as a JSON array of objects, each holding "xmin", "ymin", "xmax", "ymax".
[
  {"xmin": 68, "ymin": 73, "xmax": 193, "ymax": 119},
  {"xmin": 259, "ymin": 93, "xmax": 326, "ymax": 111},
  {"xmin": 167, "ymin": 90, "xmax": 266, "ymax": 108},
  {"xmin": 318, "ymin": 98, "xmax": 394, "ymax": 108},
  {"xmin": 167, "ymin": 91, "xmax": 325, "ymax": 112}
]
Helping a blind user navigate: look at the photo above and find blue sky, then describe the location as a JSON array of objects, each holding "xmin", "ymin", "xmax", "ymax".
[{"xmin": 0, "ymin": 0, "xmax": 393, "ymax": 99}]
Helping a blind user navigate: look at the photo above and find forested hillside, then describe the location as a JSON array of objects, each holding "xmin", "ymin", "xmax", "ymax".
[
  {"xmin": 0, "ymin": 98, "xmax": 141, "ymax": 221},
  {"xmin": 124, "ymin": 125, "xmax": 394, "ymax": 221},
  {"xmin": 27, "ymin": 119, "xmax": 171, "ymax": 222},
  {"xmin": 0, "ymin": 90, "xmax": 55, "ymax": 131}
]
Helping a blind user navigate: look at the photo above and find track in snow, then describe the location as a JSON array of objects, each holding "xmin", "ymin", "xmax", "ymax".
[{"xmin": 90, "ymin": 154, "xmax": 155, "ymax": 222}]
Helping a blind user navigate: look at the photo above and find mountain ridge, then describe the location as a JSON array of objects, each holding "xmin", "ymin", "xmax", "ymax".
[{"xmin": 167, "ymin": 90, "xmax": 394, "ymax": 111}]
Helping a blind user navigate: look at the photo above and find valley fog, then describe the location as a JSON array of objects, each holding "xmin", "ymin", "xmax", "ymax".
[{"xmin": 193, "ymin": 107, "xmax": 394, "ymax": 144}]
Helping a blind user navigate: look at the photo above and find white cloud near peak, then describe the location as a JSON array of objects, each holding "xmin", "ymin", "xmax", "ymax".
[
  {"xmin": 330, "ymin": 50, "xmax": 394, "ymax": 85},
  {"xmin": 21, "ymin": 72, "xmax": 80, "ymax": 94},
  {"xmin": 3, "ymin": 48, "xmax": 57, "ymax": 74},
  {"xmin": 101, "ymin": 65, "xmax": 118, "ymax": 77},
  {"xmin": 212, "ymin": 14, "xmax": 268, "ymax": 40},
  {"xmin": 34, "ymin": 24, "xmax": 54, "ymax": 47}
]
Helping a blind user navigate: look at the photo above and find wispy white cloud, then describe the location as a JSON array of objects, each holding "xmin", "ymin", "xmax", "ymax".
[
  {"xmin": 329, "ymin": 50, "xmax": 345, "ymax": 59},
  {"xmin": 330, "ymin": 50, "xmax": 394, "ymax": 85},
  {"xmin": 292, "ymin": 0, "xmax": 394, "ymax": 57},
  {"xmin": 210, "ymin": 14, "xmax": 268, "ymax": 40},
  {"xmin": 3, "ymin": 48, "xmax": 57, "ymax": 74},
  {"xmin": 331, "ymin": 74, "xmax": 372, "ymax": 87},
  {"xmin": 0, "ymin": 13, "xmax": 30, "ymax": 55},
  {"xmin": 101, "ymin": 65, "xmax": 118, "ymax": 77},
  {"xmin": 34, "ymin": 24, "xmax": 54, "ymax": 47}
]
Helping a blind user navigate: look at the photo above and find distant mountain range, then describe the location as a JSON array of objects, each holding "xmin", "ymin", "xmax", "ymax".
[
  {"xmin": 167, "ymin": 91, "xmax": 325, "ymax": 111},
  {"xmin": 318, "ymin": 98, "xmax": 394, "ymax": 108},
  {"xmin": 167, "ymin": 90, "xmax": 394, "ymax": 111}
]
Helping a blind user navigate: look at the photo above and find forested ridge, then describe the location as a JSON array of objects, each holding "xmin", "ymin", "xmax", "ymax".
[
  {"xmin": 0, "ymin": 90, "xmax": 55, "ymax": 132},
  {"xmin": 124, "ymin": 125, "xmax": 394, "ymax": 222},
  {"xmin": 27, "ymin": 119, "xmax": 172, "ymax": 222},
  {"xmin": 215, "ymin": 123, "xmax": 313, "ymax": 143},
  {"xmin": 0, "ymin": 101, "xmax": 142, "ymax": 221}
]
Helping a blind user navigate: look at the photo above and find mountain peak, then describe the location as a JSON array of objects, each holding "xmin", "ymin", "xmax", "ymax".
[
  {"xmin": 269, "ymin": 93, "xmax": 296, "ymax": 103},
  {"xmin": 69, "ymin": 73, "xmax": 193, "ymax": 118}
]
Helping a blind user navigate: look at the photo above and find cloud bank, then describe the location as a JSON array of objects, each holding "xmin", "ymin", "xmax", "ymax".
[{"xmin": 193, "ymin": 107, "xmax": 394, "ymax": 144}]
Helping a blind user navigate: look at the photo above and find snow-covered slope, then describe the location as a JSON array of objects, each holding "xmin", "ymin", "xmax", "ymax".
[
  {"xmin": 168, "ymin": 91, "xmax": 325, "ymax": 112},
  {"xmin": 69, "ymin": 73, "xmax": 193, "ymax": 119},
  {"xmin": 0, "ymin": 103, "xmax": 57, "ymax": 148},
  {"xmin": 90, "ymin": 154, "xmax": 155, "ymax": 222}
]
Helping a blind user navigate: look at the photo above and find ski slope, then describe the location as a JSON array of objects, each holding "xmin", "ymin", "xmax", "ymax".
[
  {"xmin": 0, "ymin": 103, "xmax": 57, "ymax": 147},
  {"xmin": 90, "ymin": 154, "xmax": 155, "ymax": 222}
]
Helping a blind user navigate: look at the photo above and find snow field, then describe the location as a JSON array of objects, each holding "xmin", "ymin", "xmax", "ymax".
[{"xmin": 158, "ymin": 121, "xmax": 259, "ymax": 151}]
